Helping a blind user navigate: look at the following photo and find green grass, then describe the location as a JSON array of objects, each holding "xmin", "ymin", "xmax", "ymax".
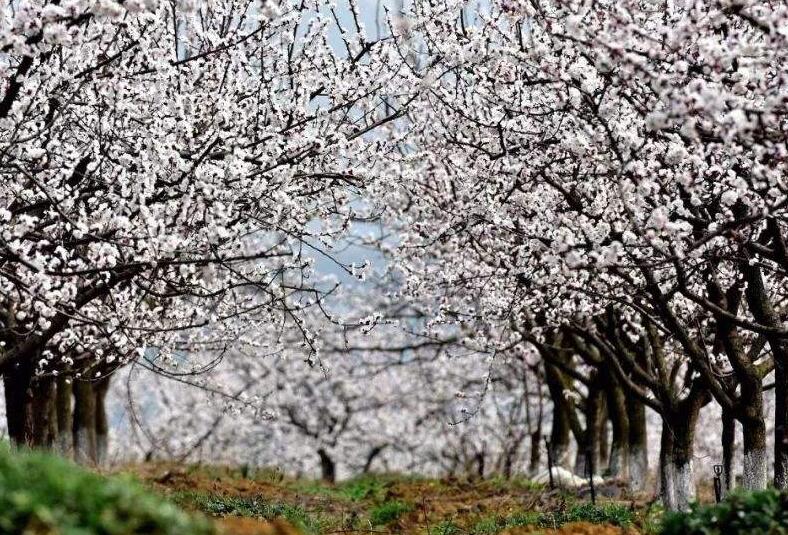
[
  {"xmin": 557, "ymin": 502, "xmax": 636, "ymax": 526},
  {"xmin": 368, "ymin": 500, "xmax": 412, "ymax": 525},
  {"xmin": 485, "ymin": 475, "xmax": 546, "ymax": 492},
  {"xmin": 0, "ymin": 445, "xmax": 214, "ymax": 535},
  {"xmin": 428, "ymin": 520, "xmax": 461, "ymax": 535},
  {"xmin": 466, "ymin": 504, "xmax": 634, "ymax": 534},
  {"xmin": 290, "ymin": 473, "xmax": 421, "ymax": 503},
  {"xmin": 470, "ymin": 516, "xmax": 503, "ymax": 534},
  {"xmin": 334, "ymin": 475, "xmax": 390, "ymax": 501},
  {"xmin": 172, "ymin": 490, "xmax": 343, "ymax": 535}
]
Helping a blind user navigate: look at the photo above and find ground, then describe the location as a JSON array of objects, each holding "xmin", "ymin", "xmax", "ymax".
[{"xmin": 118, "ymin": 464, "xmax": 663, "ymax": 535}]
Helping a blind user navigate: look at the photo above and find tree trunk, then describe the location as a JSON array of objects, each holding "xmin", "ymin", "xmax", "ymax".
[
  {"xmin": 721, "ymin": 409, "xmax": 735, "ymax": 493},
  {"xmin": 528, "ymin": 428, "xmax": 541, "ymax": 476},
  {"xmin": 73, "ymin": 380, "xmax": 97, "ymax": 464},
  {"xmin": 544, "ymin": 362, "xmax": 572, "ymax": 467},
  {"xmin": 659, "ymin": 422, "xmax": 676, "ymax": 511},
  {"xmin": 475, "ymin": 448, "xmax": 486, "ymax": 479},
  {"xmin": 30, "ymin": 376, "xmax": 56, "ymax": 449},
  {"xmin": 598, "ymin": 415, "xmax": 610, "ymax": 472},
  {"xmin": 94, "ymin": 376, "xmax": 111, "ymax": 466},
  {"xmin": 741, "ymin": 415, "xmax": 768, "ymax": 490},
  {"xmin": 605, "ymin": 380, "xmax": 629, "ymax": 479},
  {"xmin": 669, "ymin": 402, "xmax": 703, "ymax": 511},
  {"xmin": 627, "ymin": 394, "xmax": 648, "ymax": 492},
  {"xmin": 574, "ymin": 387, "xmax": 604, "ymax": 477},
  {"xmin": 47, "ymin": 385, "xmax": 58, "ymax": 447},
  {"xmin": 741, "ymin": 259, "xmax": 788, "ymax": 489},
  {"xmin": 363, "ymin": 444, "xmax": 386, "ymax": 474},
  {"xmin": 318, "ymin": 448, "xmax": 336, "ymax": 483},
  {"xmin": 525, "ymin": 368, "xmax": 543, "ymax": 477},
  {"xmin": 56, "ymin": 376, "xmax": 73, "ymax": 457},
  {"xmin": 777, "ymin": 359, "xmax": 788, "ymax": 489},
  {"xmin": 3, "ymin": 360, "xmax": 34, "ymax": 447}
]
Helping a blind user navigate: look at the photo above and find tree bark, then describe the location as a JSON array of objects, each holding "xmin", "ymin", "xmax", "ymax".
[
  {"xmin": 669, "ymin": 399, "xmax": 704, "ymax": 511},
  {"xmin": 741, "ymin": 415, "xmax": 768, "ymax": 490},
  {"xmin": 574, "ymin": 386, "xmax": 604, "ymax": 477},
  {"xmin": 3, "ymin": 360, "xmax": 34, "ymax": 447},
  {"xmin": 73, "ymin": 380, "xmax": 97, "ymax": 464},
  {"xmin": 659, "ymin": 421, "xmax": 676, "ymax": 511},
  {"xmin": 605, "ymin": 379, "xmax": 629, "ymax": 479},
  {"xmin": 30, "ymin": 376, "xmax": 56, "ymax": 449},
  {"xmin": 544, "ymin": 361, "xmax": 572, "ymax": 467},
  {"xmin": 94, "ymin": 376, "xmax": 111, "ymax": 466},
  {"xmin": 527, "ymin": 427, "xmax": 541, "ymax": 476},
  {"xmin": 741, "ymin": 259, "xmax": 788, "ymax": 488},
  {"xmin": 777, "ymin": 359, "xmax": 788, "ymax": 489},
  {"xmin": 56, "ymin": 376, "xmax": 73, "ymax": 457},
  {"xmin": 362, "ymin": 444, "xmax": 386, "ymax": 474},
  {"xmin": 721, "ymin": 409, "xmax": 735, "ymax": 493},
  {"xmin": 598, "ymin": 409, "xmax": 610, "ymax": 472},
  {"xmin": 318, "ymin": 448, "xmax": 336, "ymax": 483},
  {"xmin": 627, "ymin": 393, "xmax": 648, "ymax": 492}
]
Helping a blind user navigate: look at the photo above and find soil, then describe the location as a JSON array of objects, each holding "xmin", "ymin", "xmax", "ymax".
[
  {"xmin": 502, "ymin": 522, "xmax": 639, "ymax": 534},
  {"xmin": 121, "ymin": 463, "xmax": 648, "ymax": 535},
  {"xmin": 218, "ymin": 517, "xmax": 302, "ymax": 535}
]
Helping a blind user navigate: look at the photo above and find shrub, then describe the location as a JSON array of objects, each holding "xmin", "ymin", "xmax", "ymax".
[
  {"xmin": 0, "ymin": 445, "xmax": 215, "ymax": 535},
  {"xmin": 660, "ymin": 489, "xmax": 788, "ymax": 535}
]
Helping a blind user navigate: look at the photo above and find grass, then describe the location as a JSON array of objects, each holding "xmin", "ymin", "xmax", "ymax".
[
  {"xmin": 368, "ymin": 500, "xmax": 413, "ymax": 525},
  {"xmin": 485, "ymin": 475, "xmax": 546, "ymax": 492},
  {"xmin": 428, "ymin": 520, "xmax": 461, "ymax": 535},
  {"xmin": 465, "ymin": 504, "xmax": 635, "ymax": 534},
  {"xmin": 136, "ymin": 463, "xmax": 647, "ymax": 534},
  {"xmin": 290, "ymin": 473, "xmax": 419, "ymax": 502},
  {"xmin": 172, "ymin": 490, "xmax": 344, "ymax": 535},
  {"xmin": 0, "ymin": 445, "xmax": 214, "ymax": 535}
]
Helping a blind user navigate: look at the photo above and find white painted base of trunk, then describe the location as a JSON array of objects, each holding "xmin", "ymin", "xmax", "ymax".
[
  {"xmin": 553, "ymin": 445, "xmax": 571, "ymax": 468},
  {"xmin": 659, "ymin": 456, "xmax": 676, "ymax": 511},
  {"xmin": 776, "ymin": 452, "xmax": 788, "ymax": 490},
  {"xmin": 56, "ymin": 431, "xmax": 72, "ymax": 456},
  {"xmin": 608, "ymin": 445, "xmax": 627, "ymax": 478},
  {"xmin": 742, "ymin": 447, "xmax": 768, "ymax": 490},
  {"xmin": 672, "ymin": 461, "xmax": 695, "ymax": 512},
  {"xmin": 97, "ymin": 434, "xmax": 108, "ymax": 467},
  {"xmin": 74, "ymin": 429, "xmax": 92, "ymax": 464},
  {"xmin": 628, "ymin": 447, "xmax": 648, "ymax": 492}
]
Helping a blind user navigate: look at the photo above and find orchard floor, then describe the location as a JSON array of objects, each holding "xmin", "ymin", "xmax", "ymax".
[{"xmin": 119, "ymin": 463, "xmax": 662, "ymax": 535}]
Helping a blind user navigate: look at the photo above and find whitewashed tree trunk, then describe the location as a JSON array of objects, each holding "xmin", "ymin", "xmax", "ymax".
[
  {"xmin": 660, "ymin": 455, "xmax": 676, "ymax": 511},
  {"xmin": 607, "ymin": 443, "xmax": 627, "ymax": 478},
  {"xmin": 628, "ymin": 446, "xmax": 648, "ymax": 492},
  {"xmin": 672, "ymin": 460, "xmax": 695, "ymax": 512},
  {"xmin": 742, "ymin": 446, "xmax": 768, "ymax": 491},
  {"xmin": 659, "ymin": 425, "xmax": 676, "ymax": 511}
]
